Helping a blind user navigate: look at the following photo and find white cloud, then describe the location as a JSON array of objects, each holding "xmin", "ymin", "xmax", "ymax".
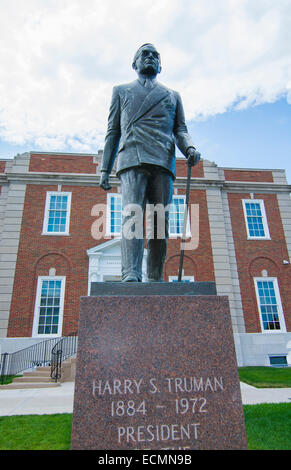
[{"xmin": 0, "ymin": 0, "xmax": 291, "ymax": 152}]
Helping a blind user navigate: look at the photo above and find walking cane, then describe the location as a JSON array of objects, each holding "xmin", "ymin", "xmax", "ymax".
[{"xmin": 177, "ymin": 158, "xmax": 192, "ymax": 282}]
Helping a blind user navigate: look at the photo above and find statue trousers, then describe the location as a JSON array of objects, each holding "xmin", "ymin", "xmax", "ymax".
[{"xmin": 119, "ymin": 165, "xmax": 173, "ymax": 281}]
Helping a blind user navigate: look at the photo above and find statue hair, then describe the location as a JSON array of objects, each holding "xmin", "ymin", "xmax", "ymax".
[{"xmin": 132, "ymin": 43, "xmax": 161, "ymax": 70}]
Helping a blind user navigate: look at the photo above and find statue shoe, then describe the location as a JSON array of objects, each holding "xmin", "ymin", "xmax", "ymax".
[{"xmin": 123, "ymin": 275, "xmax": 139, "ymax": 282}]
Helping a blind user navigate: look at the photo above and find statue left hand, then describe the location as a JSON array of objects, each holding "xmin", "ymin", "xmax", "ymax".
[{"xmin": 186, "ymin": 147, "xmax": 201, "ymax": 167}]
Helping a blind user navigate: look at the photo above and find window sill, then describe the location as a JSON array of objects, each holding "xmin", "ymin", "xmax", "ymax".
[
  {"xmin": 247, "ymin": 236, "xmax": 271, "ymax": 240},
  {"xmin": 42, "ymin": 232, "xmax": 70, "ymax": 236},
  {"xmin": 104, "ymin": 233, "xmax": 122, "ymax": 238},
  {"xmin": 260, "ymin": 329, "xmax": 286, "ymax": 334},
  {"xmin": 169, "ymin": 234, "xmax": 192, "ymax": 239},
  {"xmin": 32, "ymin": 334, "xmax": 62, "ymax": 338}
]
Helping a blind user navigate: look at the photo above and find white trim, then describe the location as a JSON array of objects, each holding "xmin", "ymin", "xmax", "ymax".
[
  {"xmin": 87, "ymin": 240, "xmax": 148, "ymax": 292},
  {"xmin": 106, "ymin": 193, "xmax": 122, "ymax": 237},
  {"xmin": 254, "ymin": 277, "xmax": 286, "ymax": 333},
  {"xmin": 32, "ymin": 276, "xmax": 66, "ymax": 337},
  {"xmin": 169, "ymin": 275, "xmax": 194, "ymax": 282},
  {"xmin": 242, "ymin": 199, "xmax": 270, "ymax": 240},
  {"xmin": 30, "ymin": 151, "xmax": 98, "ymax": 157},
  {"xmin": 42, "ymin": 191, "xmax": 71, "ymax": 235},
  {"xmin": 277, "ymin": 193, "xmax": 291, "ymax": 263}
]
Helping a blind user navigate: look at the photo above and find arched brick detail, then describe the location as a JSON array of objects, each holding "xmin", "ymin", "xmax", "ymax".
[
  {"xmin": 33, "ymin": 252, "xmax": 72, "ymax": 277},
  {"xmin": 164, "ymin": 254, "xmax": 197, "ymax": 279},
  {"xmin": 248, "ymin": 256, "xmax": 280, "ymax": 278}
]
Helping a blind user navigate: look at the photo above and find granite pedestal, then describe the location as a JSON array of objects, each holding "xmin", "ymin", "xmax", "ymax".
[{"xmin": 71, "ymin": 283, "xmax": 247, "ymax": 450}]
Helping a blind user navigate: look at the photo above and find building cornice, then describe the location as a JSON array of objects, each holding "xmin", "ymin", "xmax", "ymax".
[
  {"xmin": 175, "ymin": 176, "xmax": 291, "ymax": 193},
  {"xmin": 222, "ymin": 180, "xmax": 291, "ymax": 193},
  {"xmin": 1, "ymin": 172, "xmax": 290, "ymax": 194}
]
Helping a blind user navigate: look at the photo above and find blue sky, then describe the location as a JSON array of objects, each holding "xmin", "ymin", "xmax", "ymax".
[
  {"xmin": 189, "ymin": 97, "xmax": 291, "ymax": 181},
  {"xmin": 0, "ymin": 0, "xmax": 291, "ymax": 182}
]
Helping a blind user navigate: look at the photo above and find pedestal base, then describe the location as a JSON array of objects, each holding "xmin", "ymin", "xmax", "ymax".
[{"xmin": 71, "ymin": 286, "xmax": 247, "ymax": 450}]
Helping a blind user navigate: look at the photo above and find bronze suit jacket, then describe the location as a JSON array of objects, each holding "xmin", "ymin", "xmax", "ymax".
[{"xmin": 101, "ymin": 79, "xmax": 194, "ymax": 179}]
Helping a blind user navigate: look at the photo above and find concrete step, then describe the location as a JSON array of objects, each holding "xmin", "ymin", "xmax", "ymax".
[
  {"xmin": 13, "ymin": 376, "xmax": 54, "ymax": 383},
  {"xmin": 0, "ymin": 365, "xmax": 58, "ymax": 389},
  {"xmin": 0, "ymin": 356, "xmax": 76, "ymax": 389},
  {"xmin": 23, "ymin": 371, "xmax": 51, "ymax": 377},
  {"xmin": 36, "ymin": 366, "xmax": 51, "ymax": 372}
]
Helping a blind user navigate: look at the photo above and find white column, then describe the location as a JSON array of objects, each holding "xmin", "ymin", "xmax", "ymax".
[
  {"xmin": 206, "ymin": 186, "xmax": 245, "ymax": 334},
  {"xmin": 276, "ymin": 192, "xmax": 291, "ymax": 262},
  {"xmin": 0, "ymin": 153, "xmax": 30, "ymax": 337}
]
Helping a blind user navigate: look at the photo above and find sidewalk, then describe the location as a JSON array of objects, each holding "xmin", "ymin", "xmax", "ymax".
[
  {"xmin": 240, "ymin": 381, "xmax": 291, "ymax": 405},
  {"xmin": 0, "ymin": 381, "xmax": 75, "ymax": 416},
  {"xmin": 0, "ymin": 382, "xmax": 290, "ymax": 416}
]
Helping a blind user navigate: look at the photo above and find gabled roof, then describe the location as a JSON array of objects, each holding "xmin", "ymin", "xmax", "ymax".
[{"xmin": 87, "ymin": 238, "xmax": 121, "ymax": 256}]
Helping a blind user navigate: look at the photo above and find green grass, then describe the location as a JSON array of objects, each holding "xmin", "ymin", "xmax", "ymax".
[
  {"xmin": 238, "ymin": 366, "xmax": 291, "ymax": 388},
  {"xmin": 243, "ymin": 403, "xmax": 291, "ymax": 450},
  {"xmin": 0, "ymin": 375, "xmax": 22, "ymax": 385},
  {"xmin": 0, "ymin": 405, "xmax": 290, "ymax": 450},
  {"xmin": 0, "ymin": 414, "xmax": 72, "ymax": 450}
]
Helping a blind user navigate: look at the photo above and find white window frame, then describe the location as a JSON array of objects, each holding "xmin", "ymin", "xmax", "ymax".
[
  {"xmin": 254, "ymin": 277, "xmax": 286, "ymax": 333},
  {"xmin": 169, "ymin": 195, "xmax": 191, "ymax": 238},
  {"xmin": 32, "ymin": 276, "xmax": 66, "ymax": 337},
  {"xmin": 106, "ymin": 193, "xmax": 122, "ymax": 237},
  {"xmin": 169, "ymin": 275, "xmax": 194, "ymax": 282},
  {"xmin": 242, "ymin": 199, "xmax": 270, "ymax": 240},
  {"xmin": 42, "ymin": 191, "xmax": 71, "ymax": 236}
]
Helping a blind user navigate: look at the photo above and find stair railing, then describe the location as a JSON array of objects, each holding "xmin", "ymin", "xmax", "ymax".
[
  {"xmin": 50, "ymin": 334, "xmax": 78, "ymax": 382},
  {"xmin": 0, "ymin": 335, "xmax": 78, "ymax": 385},
  {"xmin": 0, "ymin": 353, "xmax": 9, "ymax": 385},
  {"xmin": 0, "ymin": 337, "xmax": 60, "ymax": 385}
]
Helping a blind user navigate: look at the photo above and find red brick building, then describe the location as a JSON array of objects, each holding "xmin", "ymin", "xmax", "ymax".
[{"xmin": 0, "ymin": 151, "xmax": 290, "ymax": 366}]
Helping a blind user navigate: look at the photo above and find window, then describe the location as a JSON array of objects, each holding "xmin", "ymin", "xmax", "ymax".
[
  {"xmin": 269, "ymin": 355, "xmax": 288, "ymax": 367},
  {"xmin": 106, "ymin": 194, "xmax": 122, "ymax": 236},
  {"xmin": 242, "ymin": 200, "xmax": 270, "ymax": 239},
  {"xmin": 32, "ymin": 276, "xmax": 66, "ymax": 337},
  {"xmin": 254, "ymin": 278, "xmax": 286, "ymax": 333},
  {"xmin": 169, "ymin": 196, "xmax": 191, "ymax": 237},
  {"xmin": 169, "ymin": 276, "xmax": 194, "ymax": 282},
  {"xmin": 42, "ymin": 192, "xmax": 71, "ymax": 235}
]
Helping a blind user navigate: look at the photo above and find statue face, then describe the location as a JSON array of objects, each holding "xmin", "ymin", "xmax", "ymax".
[{"xmin": 133, "ymin": 44, "xmax": 161, "ymax": 76}]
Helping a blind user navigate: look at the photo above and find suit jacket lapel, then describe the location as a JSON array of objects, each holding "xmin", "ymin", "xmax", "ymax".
[{"xmin": 127, "ymin": 82, "xmax": 170, "ymax": 128}]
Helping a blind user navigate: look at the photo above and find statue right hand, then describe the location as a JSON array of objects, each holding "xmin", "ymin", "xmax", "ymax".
[{"xmin": 99, "ymin": 171, "xmax": 112, "ymax": 191}]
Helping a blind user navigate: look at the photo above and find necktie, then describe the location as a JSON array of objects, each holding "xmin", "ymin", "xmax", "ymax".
[{"xmin": 144, "ymin": 79, "xmax": 153, "ymax": 89}]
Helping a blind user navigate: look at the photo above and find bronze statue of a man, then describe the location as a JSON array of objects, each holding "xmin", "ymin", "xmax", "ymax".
[{"xmin": 100, "ymin": 43, "xmax": 200, "ymax": 282}]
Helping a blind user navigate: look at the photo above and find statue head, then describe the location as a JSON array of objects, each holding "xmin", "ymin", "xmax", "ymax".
[{"xmin": 132, "ymin": 43, "xmax": 161, "ymax": 76}]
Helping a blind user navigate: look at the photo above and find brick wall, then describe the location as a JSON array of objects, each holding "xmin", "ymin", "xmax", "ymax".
[
  {"xmin": 6, "ymin": 152, "xmax": 290, "ymax": 339},
  {"xmin": 7, "ymin": 184, "xmax": 109, "ymax": 336},
  {"xmin": 224, "ymin": 169, "xmax": 273, "ymax": 182},
  {"xmin": 227, "ymin": 192, "xmax": 291, "ymax": 333},
  {"xmin": 0, "ymin": 161, "xmax": 6, "ymax": 173},
  {"xmin": 176, "ymin": 159, "xmax": 204, "ymax": 178},
  {"xmin": 164, "ymin": 189, "xmax": 215, "ymax": 282},
  {"xmin": 7, "ymin": 180, "xmax": 214, "ymax": 336},
  {"xmin": 28, "ymin": 153, "xmax": 204, "ymax": 178},
  {"xmin": 0, "ymin": 160, "xmax": 7, "ymax": 195},
  {"xmin": 29, "ymin": 153, "xmax": 98, "ymax": 174}
]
